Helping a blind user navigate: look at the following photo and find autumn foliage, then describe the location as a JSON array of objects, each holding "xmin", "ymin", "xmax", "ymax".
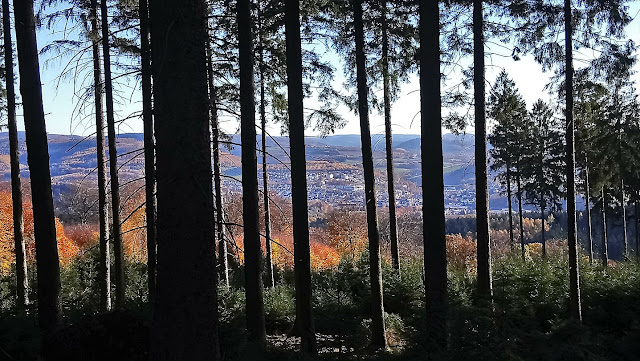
[
  {"xmin": 0, "ymin": 192, "xmax": 79, "ymax": 274},
  {"xmin": 234, "ymin": 209, "xmax": 559, "ymax": 274},
  {"xmin": 326, "ymin": 209, "xmax": 368, "ymax": 262},
  {"xmin": 234, "ymin": 232, "xmax": 342, "ymax": 272},
  {"xmin": 0, "ymin": 182, "xmax": 570, "ymax": 277},
  {"xmin": 0, "ymin": 181, "xmax": 151, "ymax": 274},
  {"xmin": 120, "ymin": 187, "xmax": 148, "ymax": 263},
  {"xmin": 446, "ymin": 234, "xmax": 477, "ymax": 273}
]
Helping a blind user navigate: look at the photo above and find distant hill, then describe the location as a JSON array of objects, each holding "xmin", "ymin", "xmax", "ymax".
[
  {"xmin": 0, "ymin": 132, "xmax": 534, "ymax": 212},
  {"xmin": 307, "ymin": 134, "xmax": 419, "ymax": 148},
  {"xmin": 397, "ymin": 133, "xmax": 475, "ymax": 153},
  {"xmin": 0, "ymin": 131, "xmax": 477, "ymax": 188}
]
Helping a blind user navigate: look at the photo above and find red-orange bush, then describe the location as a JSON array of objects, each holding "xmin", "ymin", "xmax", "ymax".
[{"xmin": 0, "ymin": 193, "xmax": 79, "ymax": 273}]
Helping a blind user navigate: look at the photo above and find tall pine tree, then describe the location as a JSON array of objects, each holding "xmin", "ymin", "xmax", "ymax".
[
  {"xmin": 420, "ymin": 0, "xmax": 447, "ymax": 352},
  {"xmin": 149, "ymin": 0, "xmax": 221, "ymax": 358}
]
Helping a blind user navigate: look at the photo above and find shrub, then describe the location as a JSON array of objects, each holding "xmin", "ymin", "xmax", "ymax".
[{"xmin": 263, "ymin": 285, "xmax": 295, "ymax": 333}]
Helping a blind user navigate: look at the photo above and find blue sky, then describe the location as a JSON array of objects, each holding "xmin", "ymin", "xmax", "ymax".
[{"xmin": 15, "ymin": 2, "xmax": 640, "ymax": 138}]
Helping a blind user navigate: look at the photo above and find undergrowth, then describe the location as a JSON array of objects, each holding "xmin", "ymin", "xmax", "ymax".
[{"xmin": 1, "ymin": 250, "xmax": 640, "ymax": 360}]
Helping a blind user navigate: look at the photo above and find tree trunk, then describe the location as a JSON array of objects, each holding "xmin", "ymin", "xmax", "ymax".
[
  {"xmin": 139, "ymin": 0, "xmax": 157, "ymax": 305},
  {"xmin": 516, "ymin": 168, "xmax": 524, "ymax": 251},
  {"xmin": 382, "ymin": 0, "xmax": 400, "ymax": 273},
  {"xmin": 3, "ymin": 0, "xmax": 28, "ymax": 312},
  {"xmin": 258, "ymin": 27, "xmax": 274, "ymax": 288},
  {"xmin": 541, "ymin": 206, "xmax": 546, "ymax": 256},
  {"xmin": 13, "ymin": 0, "xmax": 61, "ymax": 333},
  {"xmin": 506, "ymin": 165, "xmax": 515, "ymax": 251},
  {"xmin": 538, "ymin": 116, "xmax": 545, "ymax": 258},
  {"xmin": 473, "ymin": 0, "xmax": 492, "ymax": 300},
  {"xmin": 565, "ymin": 0, "xmax": 582, "ymax": 321},
  {"xmin": 237, "ymin": 0, "xmax": 267, "ymax": 346},
  {"xmin": 205, "ymin": 15, "xmax": 217, "ymax": 289},
  {"xmin": 615, "ymin": 85, "xmax": 627, "ymax": 260},
  {"xmin": 420, "ymin": 0, "xmax": 448, "ymax": 351},
  {"xmin": 206, "ymin": 27, "xmax": 229, "ymax": 288},
  {"xmin": 90, "ymin": 0, "xmax": 111, "ymax": 312},
  {"xmin": 149, "ymin": 0, "xmax": 220, "ymax": 358},
  {"xmin": 602, "ymin": 187, "xmax": 609, "ymax": 265},
  {"xmin": 585, "ymin": 163, "xmax": 593, "ymax": 263},
  {"xmin": 353, "ymin": 0, "xmax": 387, "ymax": 350},
  {"xmin": 620, "ymin": 179, "xmax": 627, "ymax": 259},
  {"xmin": 260, "ymin": 110, "xmax": 274, "ymax": 289},
  {"xmin": 100, "ymin": 0, "xmax": 125, "ymax": 308},
  {"xmin": 635, "ymin": 199, "xmax": 639, "ymax": 258},
  {"xmin": 285, "ymin": 0, "xmax": 317, "ymax": 354}
]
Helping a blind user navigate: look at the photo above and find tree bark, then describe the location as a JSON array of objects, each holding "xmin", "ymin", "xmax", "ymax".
[
  {"xmin": 506, "ymin": 165, "xmax": 515, "ymax": 251},
  {"xmin": 541, "ymin": 206, "xmax": 546, "ymax": 256},
  {"xmin": 90, "ymin": 0, "xmax": 111, "ymax": 312},
  {"xmin": 206, "ymin": 27, "xmax": 229, "ymax": 288},
  {"xmin": 285, "ymin": 0, "xmax": 317, "ymax": 354},
  {"xmin": 204, "ymin": 16, "xmax": 218, "ymax": 291},
  {"xmin": 3, "ymin": 0, "xmax": 28, "ymax": 312},
  {"xmin": 585, "ymin": 163, "xmax": 592, "ymax": 263},
  {"xmin": 420, "ymin": 0, "xmax": 448, "ymax": 352},
  {"xmin": 149, "ymin": 0, "xmax": 220, "ymax": 358},
  {"xmin": 516, "ymin": 167, "xmax": 524, "ymax": 249},
  {"xmin": 100, "ymin": 0, "xmax": 125, "ymax": 308},
  {"xmin": 620, "ymin": 179, "xmax": 627, "ymax": 259},
  {"xmin": 565, "ymin": 0, "xmax": 582, "ymax": 321},
  {"xmin": 258, "ymin": 23, "xmax": 274, "ymax": 288},
  {"xmin": 139, "ymin": 0, "xmax": 157, "ymax": 305},
  {"xmin": 382, "ymin": 0, "xmax": 400, "ymax": 273},
  {"xmin": 602, "ymin": 187, "xmax": 609, "ymax": 265},
  {"xmin": 237, "ymin": 0, "xmax": 267, "ymax": 346},
  {"xmin": 473, "ymin": 0, "xmax": 492, "ymax": 300},
  {"xmin": 538, "ymin": 116, "xmax": 546, "ymax": 258},
  {"xmin": 13, "ymin": 0, "xmax": 61, "ymax": 333},
  {"xmin": 635, "ymin": 199, "xmax": 639, "ymax": 258},
  {"xmin": 615, "ymin": 85, "xmax": 627, "ymax": 260},
  {"xmin": 353, "ymin": 0, "xmax": 387, "ymax": 350}
]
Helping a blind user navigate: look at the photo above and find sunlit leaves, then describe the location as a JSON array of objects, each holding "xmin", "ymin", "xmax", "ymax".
[{"xmin": 0, "ymin": 192, "xmax": 79, "ymax": 273}]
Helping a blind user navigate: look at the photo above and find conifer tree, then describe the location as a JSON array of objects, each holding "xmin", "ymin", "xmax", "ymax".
[
  {"xmin": 100, "ymin": 0, "xmax": 125, "ymax": 308},
  {"xmin": 285, "ymin": 0, "xmax": 316, "ymax": 353},
  {"xmin": 237, "ymin": 0, "xmax": 267, "ymax": 346},
  {"xmin": 420, "ymin": 0, "xmax": 447, "ymax": 351},
  {"xmin": 14, "ymin": 0, "xmax": 61, "ymax": 333},
  {"xmin": 511, "ymin": 0, "xmax": 632, "ymax": 320},
  {"xmin": 149, "ymin": 0, "xmax": 221, "ymax": 358},
  {"xmin": 373, "ymin": 0, "xmax": 417, "ymax": 272},
  {"xmin": 382, "ymin": 0, "xmax": 399, "ymax": 272},
  {"xmin": 207, "ymin": 0, "xmax": 236, "ymax": 287},
  {"xmin": 90, "ymin": 0, "xmax": 111, "ymax": 311},
  {"xmin": 473, "ymin": 0, "xmax": 492, "ymax": 299},
  {"xmin": 352, "ymin": 0, "xmax": 387, "ymax": 349},
  {"xmin": 602, "ymin": 187, "xmax": 610, "ymax": 263},
  {"xmin": 574, "ymin": 74, "xmax": 608, "ymax": 263},
  {"xmin": 564, "ymin": 0, "xmax": 581, "ymax": 321},
  {"xmin": 488, "ymin": 71, "xmax": 527, "ymax": 256},
  {"xmin": 139, "ymin": 0, "xmax": 157, "ymax": 303},
  {"xmin": 206, "ymin": 19, "xmax": 229, "ymax": 287},
  {"xmin": 522, "ymin": 100, "xmax": 565, "ymax": 255},
  {"xmin": 255, "ymin": 0, "xmax": 285, "ymax": 289},
  {"xmin": 3, "ymin": 0, "xmax": 28, "ymax": 311}
]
